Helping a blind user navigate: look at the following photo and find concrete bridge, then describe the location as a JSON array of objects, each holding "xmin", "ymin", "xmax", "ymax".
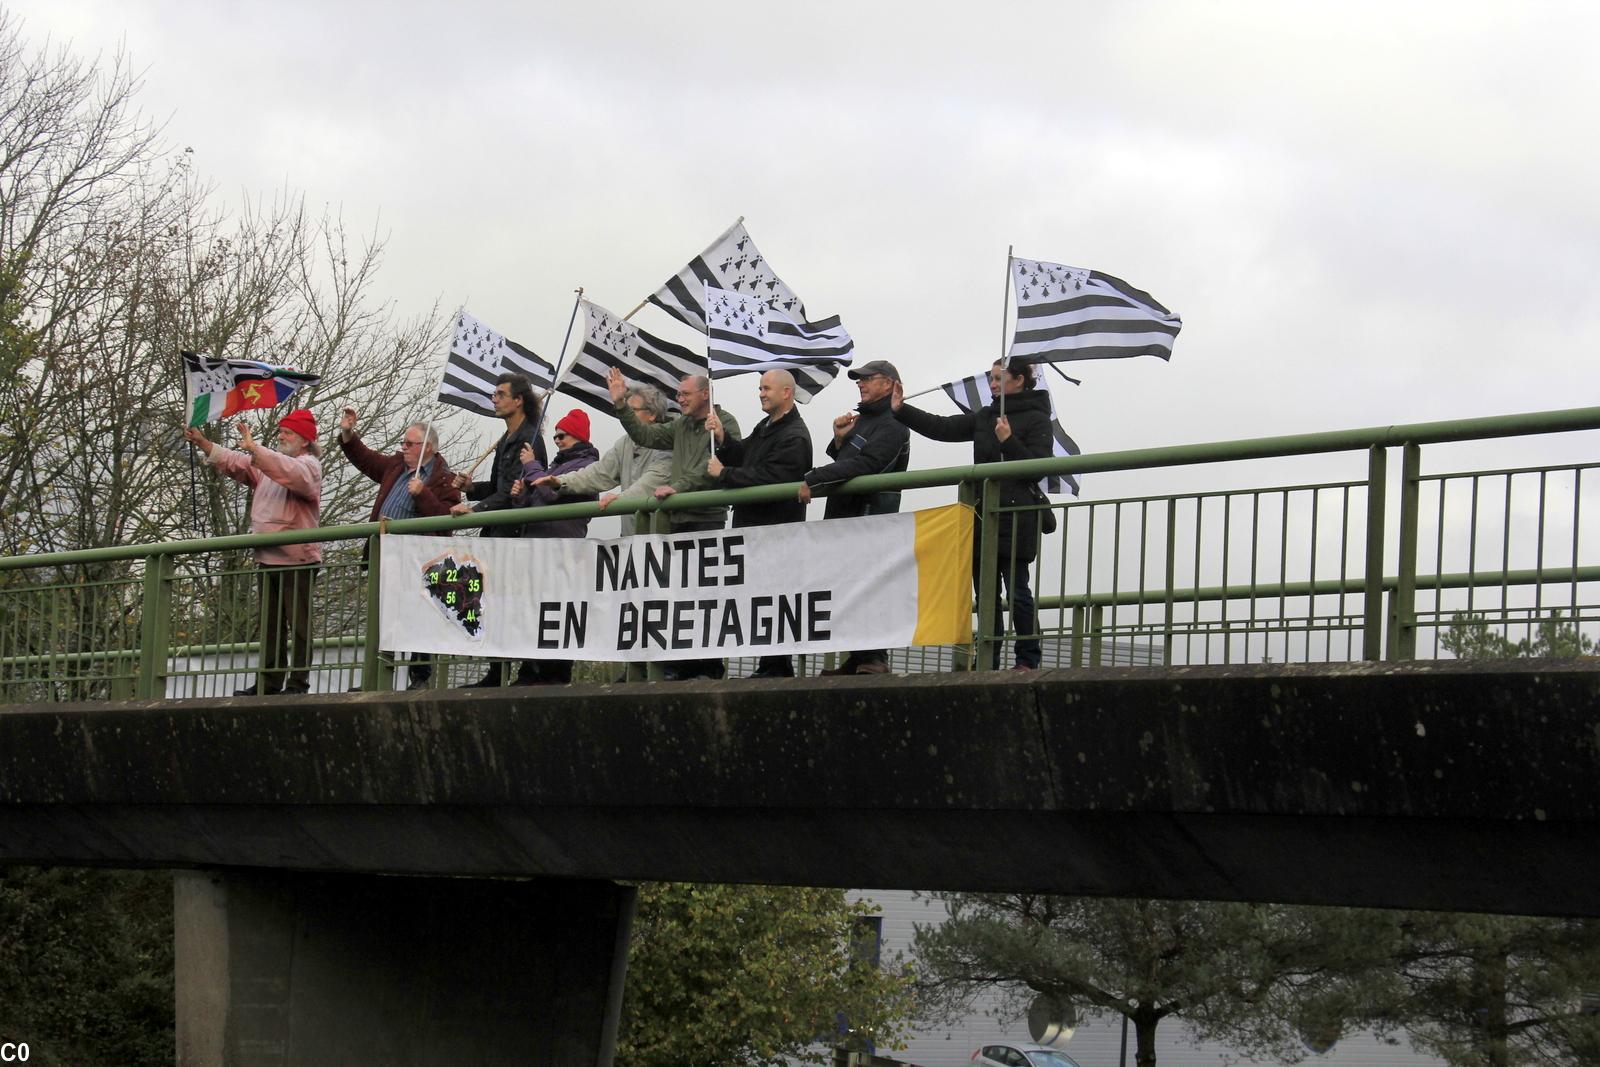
[{"xmin": 2, "ymin": 660, "xmax": 1597, "ymax": 1065}]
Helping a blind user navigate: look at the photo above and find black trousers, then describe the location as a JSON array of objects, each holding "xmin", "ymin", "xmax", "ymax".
[{"xmin": 258, "ymin": 564, "xmax": 317, "ymax": 694}]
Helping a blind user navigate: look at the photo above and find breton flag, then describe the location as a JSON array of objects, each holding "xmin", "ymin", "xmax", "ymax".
[
  {"xmin": 560, "ymin": 299, "xmax": 705, "ymax": 413},
  {"xmin": 941, "ymin": 372, "xmax": 1082, "ymax": 496},
  {"xmin": 184, "ymin": 352, "xmax": 321, "ymax": 428},
  {"xmin": 436, "ymin": 310, "xmax": 556, "ymax": 416},
  {"xmin": 704, "ymin": 284, "xmax": 852, "ymax": 403},
  {"xmin": 647, "ymin": 219, "xmax": 806, "ymax": 333},
  {"xmin": 1009, "ymin": 258, "xmax": 1182, "ymax": 363}
]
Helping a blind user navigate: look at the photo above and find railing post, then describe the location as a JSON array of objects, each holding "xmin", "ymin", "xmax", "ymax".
[
  {"xmin": 1163, "ymin": 503, "xmax": 1177, "ymax": 666},
  {"xmin": 1070, "ymin": 604, "xmax": 1086, "ymax": 667},
  {"xmin": 975, "ymin": 479, "xmax": 1001, "ymax": 671},
  {"xmin": 362, "ymin": 534, "xmax": 395, "ymax": 691},
  {"xmin": 1362, "ymin": 445, "xmax": 1387, "ymax": 661},
  {"xmin": 1387, "ymin": 442, "xmax": 1422, "ymax": 660},
  {"xmin": 952, "ymin": 481, "xmax": 980, "ymax": 671},
  {"xmin": 1089, "ymin": 604, "xmax": 1105, "ymax": 667},
  {"xmin": 134, "ymin": 553, "xmax": 174, "ymax": 700}
]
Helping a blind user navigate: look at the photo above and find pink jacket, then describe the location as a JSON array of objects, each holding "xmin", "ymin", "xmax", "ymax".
[{"xmin": 208, "ymin": 446, "xmax": 323, "ymax": 565}]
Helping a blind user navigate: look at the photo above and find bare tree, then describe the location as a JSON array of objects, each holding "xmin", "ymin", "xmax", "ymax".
[{"xmin": 0, "ymin": 12, "xmax": 458, "ymax": 697}]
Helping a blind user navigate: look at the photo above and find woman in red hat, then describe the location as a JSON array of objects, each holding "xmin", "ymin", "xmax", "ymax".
[
  {"xmin": 504, "ymin": 409, "xmax": 600, "ymax": 684},
  {"xmin": 184, "ymin": 409, "xmax": 324, "ymax": 696}
]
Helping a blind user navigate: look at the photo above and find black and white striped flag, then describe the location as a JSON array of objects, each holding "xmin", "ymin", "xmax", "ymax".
[
  {"xmin": 704, "ymin": 284, "xmax": 852, "ymax": 404},
  {"xmin": 940, "ymin": 373, "xmax": 1082, "ymax": 496},
  {"xmin": 1009, "ymin": 258, "xmax": 1181, "ymax": 364},
  {"xmin": 558, "ymin": 300, "xmax": 704, "ymax": 414},
  {"xmin": 647, "ymin": 220, "xmax": 806, "ymax": 333},
  {"xmin": 437, "ymin": 310, "xmax": 556, "ymax": 416}
]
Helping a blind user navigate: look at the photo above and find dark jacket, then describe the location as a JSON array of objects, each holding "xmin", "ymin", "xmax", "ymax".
[
  {"xmin": 895, "ymin": 387, "xmax": 1054, "ymax": 558},
  {"xmin": 804, "ymin": 394, "xmax": 910, "ymax": 520},
  {"xmin": 466, "ymin": 418, "xmax": 545, "ymax": 538},
  {"xmin": 714, "ymin": 405, "xmax": 812, "ymax": 527},
  {"xmin": 518, "ymin": 440, "xmax": 601, "ymax": 538}
]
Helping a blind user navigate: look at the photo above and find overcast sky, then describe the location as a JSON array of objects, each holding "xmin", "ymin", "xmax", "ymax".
[{"xmin": 11, "ymin": 0, "xmax": 1599, "ymax": 484}]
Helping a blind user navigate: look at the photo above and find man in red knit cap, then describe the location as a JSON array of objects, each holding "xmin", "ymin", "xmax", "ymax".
[{"xmin": 185, "ymin": 408, "xmax": 323, "ymax": 696}]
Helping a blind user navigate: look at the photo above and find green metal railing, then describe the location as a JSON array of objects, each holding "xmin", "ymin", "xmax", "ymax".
[{"xmin": 1, "ymin": 406, "xmax": 1596, "ymax": 700}]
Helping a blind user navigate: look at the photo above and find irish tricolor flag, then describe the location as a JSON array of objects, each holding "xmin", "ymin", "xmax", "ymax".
[{"xmin": 183, "ymin": 352, "xmax": 321, "ymax": 428}]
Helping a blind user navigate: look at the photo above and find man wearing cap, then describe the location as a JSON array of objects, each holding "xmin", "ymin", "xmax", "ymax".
[
  {"xmin": 183, "ymin": 409, "xmax": 323, "ymax": 696},
  {"xmin": 798, "ymin": 359, "xmax": 911, "ymax": 676},
  {"xmin": 608, "ymin": 366, "xmax": 741, "ymax": 680},
  {"xmin": 705, "ymin": 369, "xmax": 812, "ymax": 678},
  {"xmin": 336, "ymin": 407, "xmax": 461, "ymax": 690}
]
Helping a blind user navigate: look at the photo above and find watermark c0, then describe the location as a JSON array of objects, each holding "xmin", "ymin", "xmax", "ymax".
[{"xmin": 0, "ymin": 1043, "xmax": 28, "ymax": 1062}]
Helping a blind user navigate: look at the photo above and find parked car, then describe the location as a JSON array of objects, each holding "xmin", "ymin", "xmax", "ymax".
[{"xmin": 972, "ymin": 1045, "xmax": 1085, "ymax": 1067}]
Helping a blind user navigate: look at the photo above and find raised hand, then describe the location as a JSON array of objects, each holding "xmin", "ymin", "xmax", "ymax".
[
  {"xmin": 607, "ymin": 366, "xmax": 628, "ymax": 404},
  {"xmin": 832, "ymin": 412, "xmax": 858, "ymax": 440},
  {"xmin": 889, "ymin": 380, "xmax": 904, "ymax": 412},
  {"xmin": 338, "ymin": 407, "xmax": 358, "ymax": 435}
]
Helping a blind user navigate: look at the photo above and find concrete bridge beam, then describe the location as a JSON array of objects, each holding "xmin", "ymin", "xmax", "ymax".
[{"xmin": 174, "ymin": 871, "xmax": 633, "ymax": 1067}]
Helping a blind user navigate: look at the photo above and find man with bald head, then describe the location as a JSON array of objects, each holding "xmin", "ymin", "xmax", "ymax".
[{"xmin": 706, "ymin": 369, "xmax": 813, "ymax": 677}]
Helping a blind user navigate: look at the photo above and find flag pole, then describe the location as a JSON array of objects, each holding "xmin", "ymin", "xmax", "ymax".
[
  {"xmin": 999, "ymin": 245, "xmax": 1013, "ymax": 420},
  {"xmin": 623, "ymin": 215, "xmax": 745, "ymax": 322},
  {"xmin": 534, "ymin": 287, "xmax": 585, "ymax": 442},
  {"xmin": 416, "ymin": 304, "xmax": 466, "ymax": 480},
  {"xmin": 464, "ymin": 443, "xmax": 497, "ymax": 480}
]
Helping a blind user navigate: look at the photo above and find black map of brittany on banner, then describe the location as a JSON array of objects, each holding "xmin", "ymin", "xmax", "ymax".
[{"xmin": 422, "ymin": 553, "xmax": 485, "ymax": 638}]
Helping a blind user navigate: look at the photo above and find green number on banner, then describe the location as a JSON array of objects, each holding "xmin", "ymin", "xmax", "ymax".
[
  {"xmin": 428, "ymin": 571, "xmax": 439, "ymax": 584},
  {"xmin": 446, "ymin": 591, "xmax": 456, "ymax": 605},
  {"xmin": 467, "ymin": 579, "xmax": 481, "ymax": 592},
  {"xmin": 466, "ymin": 610, "xmax": 477, "ymax": 622},
  {"xmin": 446, "ymin": 569, "xmax": 458, "ymax": 582}
]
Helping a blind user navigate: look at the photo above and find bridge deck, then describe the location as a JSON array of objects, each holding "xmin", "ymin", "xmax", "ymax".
[{"xmin": 2, "ymin": 660, "xmax": 1596, "ymax": 916}]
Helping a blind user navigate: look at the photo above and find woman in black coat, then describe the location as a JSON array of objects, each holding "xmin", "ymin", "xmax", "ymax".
[{"xmin": 893, "ymin": 358, "xmax": 1054, "ymax": 670}]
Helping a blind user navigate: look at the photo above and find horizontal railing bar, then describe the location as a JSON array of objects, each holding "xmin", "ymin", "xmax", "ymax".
[
  {"xmin": 1036, "ymin": 565, "xmax": 1600, "ymax": 610},
  {"xmin": 2, "ymin": 405, "xmax": 1597, "ymax": 572}
]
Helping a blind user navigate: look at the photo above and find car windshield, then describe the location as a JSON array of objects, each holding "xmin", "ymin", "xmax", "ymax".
[{"xmin": 1025, "ymin": 1053, "xmax": 1080, "ymax": 1067}]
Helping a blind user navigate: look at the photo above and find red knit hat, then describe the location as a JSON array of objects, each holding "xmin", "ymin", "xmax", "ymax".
[
  {"xmin": 554, "ymin": 410, "xmax": 590, "ymax": 443},
  {"xmin": 277, "ymin": 408, "xmax": 318, "ymax": 442}
]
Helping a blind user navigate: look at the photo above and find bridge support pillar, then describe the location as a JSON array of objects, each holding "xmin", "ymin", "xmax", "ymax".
[{"xmin": 173, "ymin": 870, "xmax": 635, "ymax": 1067}]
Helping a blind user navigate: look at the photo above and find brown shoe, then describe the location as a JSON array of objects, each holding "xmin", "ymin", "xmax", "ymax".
[
  {"xmin": 853, "ymin": 661, "xmax": 890, "ymax": 675},
  {"xmin": 818, "ymin": 660, "xmax": 859, "ymax": 677}
]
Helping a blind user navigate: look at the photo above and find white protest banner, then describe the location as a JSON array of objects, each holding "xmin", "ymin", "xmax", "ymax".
[{"xmin": 378, "ymin": 504, "xmax": 973, "ymax": 662}]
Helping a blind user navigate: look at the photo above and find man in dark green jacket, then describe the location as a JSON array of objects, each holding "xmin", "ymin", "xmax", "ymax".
[{"xmin": 609, "ymin": 366, "xmax": 741, "ymax": 679}]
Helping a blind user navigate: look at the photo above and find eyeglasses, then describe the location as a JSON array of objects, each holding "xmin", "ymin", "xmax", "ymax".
[
  {"xmin": 553, "ymin": 431, "xmax": 573, "ymax": 442},
  {"xmin": 855, "ymin": 374, "xmax": 884, "ymax": 383},
  {"xmin": 401, "ymin": 439, "xmax": 425, "ymax": 449}
]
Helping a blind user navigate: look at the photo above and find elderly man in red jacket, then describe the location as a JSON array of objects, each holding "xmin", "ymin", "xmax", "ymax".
[{"xmin": 337, "ymin": 407, "xmax": 462, "ymax": 689}]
